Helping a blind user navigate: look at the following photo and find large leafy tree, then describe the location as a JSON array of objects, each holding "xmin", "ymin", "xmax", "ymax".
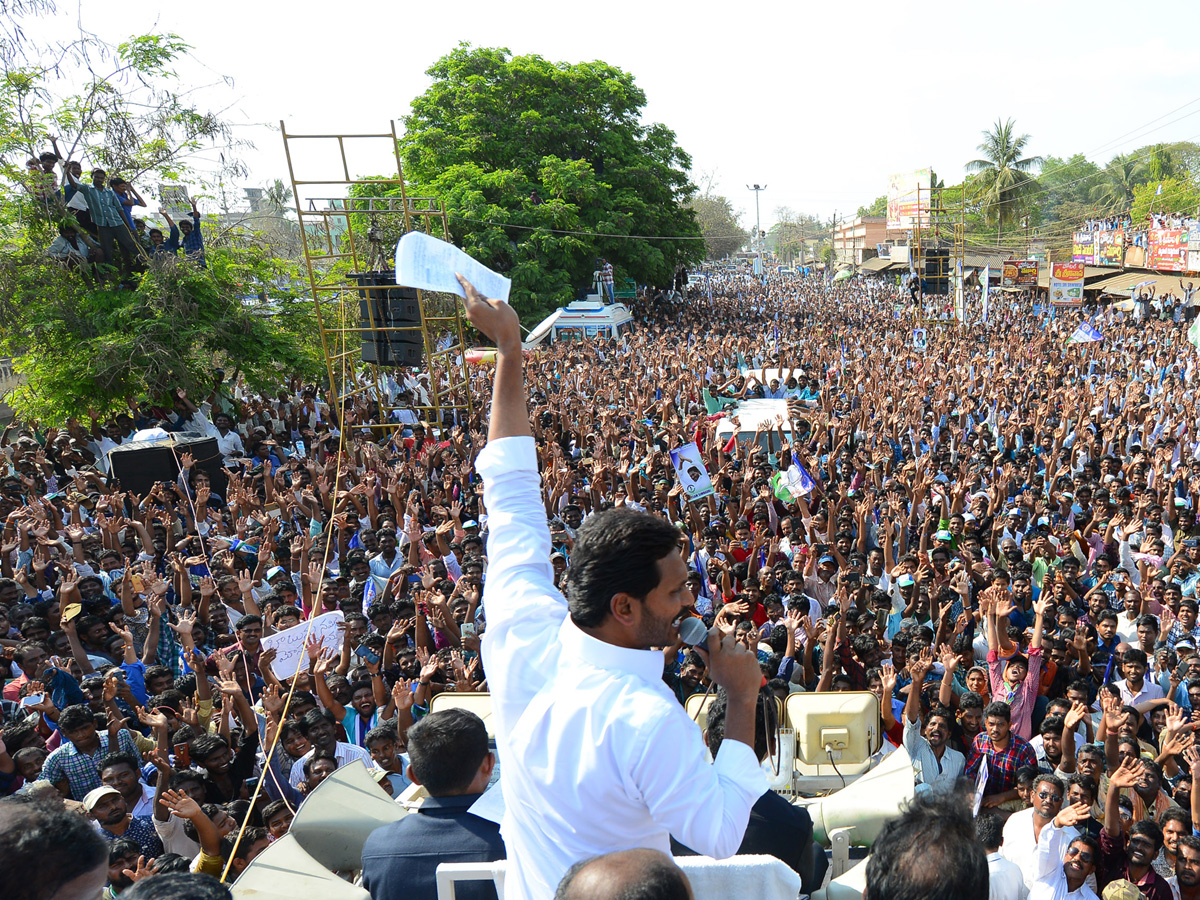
[
  {"xmin": 396, "ymin": 44, "xmax": 703, "ymax": 320},
  {"xmin": 965, "ymin": 118, "xmax": 1042, "ymax": 243}
]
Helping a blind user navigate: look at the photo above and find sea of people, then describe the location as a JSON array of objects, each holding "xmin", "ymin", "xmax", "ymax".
[{"xmin": 4, "ymin": 265, "xmax": 1200, "ymax": 899}]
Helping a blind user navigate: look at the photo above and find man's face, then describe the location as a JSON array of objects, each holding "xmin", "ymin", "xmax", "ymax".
[
  {"xmin": 307, "ymin": 717, "xmax": 337, "ymax": 751},
  {"xmin": 1077, "ymin": 752, "xmax": 1102, "ymax": 780},
  {"xmin": 985, "ymin": 714, "xmax": 1010, "ymax": 743},
  {"xmin": 630, "ymin": 552, "xmax": 692, "ymax": 648},
  {"xmin": 1067, "ymin": 782, "xmax": 1094, "ymax": 811},
  {"xmin": 925, "ymin": 714, "xmax": 950, "ymax": 749},
  {"xmin": 1138, "ymin": 624, "xmax": 1159, "ymax": 650},
  {"xmin": 266, "ymin": 808, "xmax": 295, "ymax": 839},
  {"xmin": 1122, "ymin": 658, "xmax": 1147, "ymax": 684},
  {"xmin": 100, "ymin": 762, "xmax": 140, "ymax": 800},
  {"xmin": 368, "ymin": 737, "xmax": 397, "ymax": 770},
  {"xmin": 1181, "ymin": 605, "xmax": 1198, "ymax": 629},
  {"xmin": 1176, "ymin": 842, "xmax": 1200, "ymax": 887},
  {"xmin": 237, "ymin": 622, "xmax": 263, "ymax": 650},
  {"xmin": 91, "ymin": 792, "xmax": 127, "ymax": 826},
  {"xmin": 203, "ymin": 742, "xmax": 233, "ymax": 775},
  {"xmin": 1164, "ymin": 818, "xmax": 1188, "ymax": 855},
  {"xmin": 1031, "ymin": 780, "xmax": 1064, "ymax": 819},
  {"xmin": 108, "ymin": 848, "xmax": 140, "ymax": 889},
  {"xmin": 308, "ymin": 757, "xmax": 337, "ymax": 789},
  {"xmin": 1065, "ymin": 840, "xmax": 1096, "ymax": 882},
  {"xmin": 1128, "ymin": 832, "xmax": 1158, "ymax": 867},
  {"xmin": 351, "ymin": 686, "xmax": 376, "ymax": 718}
]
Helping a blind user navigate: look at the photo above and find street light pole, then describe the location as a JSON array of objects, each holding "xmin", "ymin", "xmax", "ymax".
[{"xmin": 746, "ymin": 183, "xmax": 767, "ymax": 252}]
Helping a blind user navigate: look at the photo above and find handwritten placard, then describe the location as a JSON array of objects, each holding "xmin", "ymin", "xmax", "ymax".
[{"xmin": 261, "ymin": 610, "xmax": 344, "ymax": 680}]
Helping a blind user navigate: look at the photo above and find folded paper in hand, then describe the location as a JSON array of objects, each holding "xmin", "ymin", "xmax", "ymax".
[{"xmin": 394, "ymin": 232, "xmax": 511, "ymax": 303}]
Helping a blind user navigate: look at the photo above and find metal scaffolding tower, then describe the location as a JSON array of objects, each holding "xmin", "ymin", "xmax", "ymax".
[{"xmin": 280, "ymin": 121, "xmax": 472, "ymax": 432}]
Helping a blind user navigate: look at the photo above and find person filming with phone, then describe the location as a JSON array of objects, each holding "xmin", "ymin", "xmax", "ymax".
[{"xmin": 457, "ymin": 274, "xmax": 768, "ymax": 900}]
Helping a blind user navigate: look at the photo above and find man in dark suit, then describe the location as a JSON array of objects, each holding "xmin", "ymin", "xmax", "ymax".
[
  {"xmin": 361, "ymin": 709, "xmax": 505, "ymax": 900},
  {"xmin": 672, "ymin": 687, "xmax": 828, "ymax": 894}
]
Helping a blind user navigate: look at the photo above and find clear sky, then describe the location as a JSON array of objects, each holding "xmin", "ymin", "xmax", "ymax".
[{"xmin": 24, "ymin": 0, "xmax": 1200, "ymax": 230}]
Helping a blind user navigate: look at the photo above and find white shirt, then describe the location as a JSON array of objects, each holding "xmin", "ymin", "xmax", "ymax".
[
  {"xmin": 287, "ymin": 741, "xmax": 374, "ymax": 789},
  {"xmin": 989, "ymin": 851, "xmax": 1030, "ymax": 900},
  {"xmin": 129, "ymin": 781, "xmax": 156, "ymax": 819},
  {"xmin": 1028, "ymin": 821, "xmax": 1099, "ymax": 900},
  {"xmin": 1116, "ymin": 677, "xmax": 1165, "ymax": 721},
  {"xmin": 478, "ymin": 436, "xmax": 767, "ymax": 900},
  {"xmin": 1003, "ymin": 808, "xmax": 1079, "ymax": 891},
  {"xmin": 902, "ymin": 716, "xmax": 965, "ymax": 791}
]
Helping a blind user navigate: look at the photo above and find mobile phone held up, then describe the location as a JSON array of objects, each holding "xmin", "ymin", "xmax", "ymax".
[{"xmin": 354, "ymin": 642, "xmax": 381, "ymax": 666}]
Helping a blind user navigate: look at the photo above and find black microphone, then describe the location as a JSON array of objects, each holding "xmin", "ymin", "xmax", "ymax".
[{"xmin": 678, "ymin": 617, "xmax": 712, "ymax": 654}]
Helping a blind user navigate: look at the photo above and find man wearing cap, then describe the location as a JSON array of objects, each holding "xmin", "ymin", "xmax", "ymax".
[
  {"xmin": 804, "ymin": 554, "xmax": 839, "ymax": 608},
  {"xmin": 84, "ymin": 784, "xmax": 164, "ymax": 860}
]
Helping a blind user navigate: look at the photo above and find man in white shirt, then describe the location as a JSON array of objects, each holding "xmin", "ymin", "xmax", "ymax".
[
  {"xmin": 462, "ymin": 276, "xmax": 767, "ymax": 900},
  {"xmin": 1114, "ymin": 648, "xmax": 1164, "ymax": 722},
  {"xmin": 1004, "ymin": 773, "xmax": 1078, "ymax": 891},
  {"xmin": 286, "ymin": 709, "xmax": 374, "ymax": 789},
  {"xmin": 901, "ymin": 650, "xmax": 965, "ymax": 792},
  {"xmin": 1169, "ymin": 833, "xmax": 1200, "ymax": 900},
  {"xmin": 978, "ymin": 812, "xmax": 1029, "ymax": 900},
  {"xmin": 1028, "ymin": 804, "xmax": 1100, "ymax": 899}
]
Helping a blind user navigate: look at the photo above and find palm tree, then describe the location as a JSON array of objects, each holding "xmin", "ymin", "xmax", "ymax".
[
  {"xmin": 965, "ymin": 118, "xmax": 1042, "ymax": 245},
  {"xmin": 1088, "ymin": 153, "xmax": 1148, "ymax": 212}
]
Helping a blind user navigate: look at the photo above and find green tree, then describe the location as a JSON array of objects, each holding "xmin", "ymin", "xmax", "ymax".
[
  {"xmin": 965, "ymin": 118, "xmax": 1042, "ymax": 244},
  {"xmin": 856, "ymin": 195, "xmax": 887, "ymax": 218},
  {"xmin": 688, "ymin": 191, "xmax": 746, "ymax": 261},
  {"xmin": 1130, "ymin": 176, "xmax": 1200, "ymax": 225},
  {"xmin": 0, "ymin": 22, "xmax": 321, "ymax": 419},
  {"xmin": 1036, "ymin": 154, "xmax": 1100, "ymax": 225},
  {"xmin": 395, "ymin": 44, "xmax": 703, "ymax": 320},
  {"xmin": 1088, "ymin": 153, "xmax": 1148, "ymax": 212}
]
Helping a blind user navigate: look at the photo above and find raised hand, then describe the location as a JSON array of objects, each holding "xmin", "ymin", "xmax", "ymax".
[{"xmin": 161, "ymin": 788, "xmax": 201, "ymax": 820}]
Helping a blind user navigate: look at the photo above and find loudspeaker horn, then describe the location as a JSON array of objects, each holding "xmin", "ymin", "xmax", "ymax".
[
  {"xmin": 796, "ymin": 747, "xmax": 915, "ymax": 846},
  {"xmin": 288, "ymin": 759, "xmax": 404, "ymax": 872},
  {"xmin": 231, "ymin": 833, "xmax": 370, "ymax": 900}
]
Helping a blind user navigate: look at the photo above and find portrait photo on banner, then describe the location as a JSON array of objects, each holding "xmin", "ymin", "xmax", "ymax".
[{"xmin": 669, "ymin": 442, "xmax": 715, "ymax": 501}]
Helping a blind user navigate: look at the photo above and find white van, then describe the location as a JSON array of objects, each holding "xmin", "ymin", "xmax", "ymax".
[{"xmin": 524, "ymin": 299, "xmax": 635, "ymax": 347}]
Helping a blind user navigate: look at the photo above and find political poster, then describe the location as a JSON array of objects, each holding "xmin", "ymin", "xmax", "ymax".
[
  {"xmin": 913, "ymin": 328, "xmax": 928, "ymax": 352},
  {"xmin": 1049, "ymin": 262, "xmax": 1085, "ymax": 306},
  {"xmin": 1001, "ymin": 259, "xmax": 1038, "ymax": 288},
  {"xmin": 886, "ymin": 168, "xmax": 932, "ymax": 231},
  {"xmin": 1072, "ymin": 232, "xmax": 1096, "ymax": 264},
  {"xmin": 261, "ymin": 610, "xmax": 344, "ymax": 679},
  {"xmin": 1096, "ymin": 229, "xmax": 1125, "ymax": 267},
  {"xmin": 1148, "ymin": 228, "xmax": 1187, "ymax": 272},
  {"xmin": 1188, "ymin": 229, "xmax": 1200, "ymax": 274},
  {"xmin": 158, "ymin": 184, "xmax": 192, "ymax": 219},
  {"xmin": 669, "ymin": 442, "xmax": 715, "ymax": 501}
]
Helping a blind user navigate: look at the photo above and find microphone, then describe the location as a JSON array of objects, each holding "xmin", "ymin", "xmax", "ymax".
[{"xmin": 678, "ymin": 616, "xmax": 711, "ymax": 654}]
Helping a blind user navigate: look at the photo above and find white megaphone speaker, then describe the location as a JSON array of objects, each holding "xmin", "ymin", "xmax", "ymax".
[
  {"xmin": 796, "ymin": 746, "xmax": 915, "ymax": 847},
  {"xmin": 231, "ymin": 833, "xmax": 370, "ymax": 900},
  {"xmin": 287, "ymin": 759, "xmax": 404, "ymax": 872}
]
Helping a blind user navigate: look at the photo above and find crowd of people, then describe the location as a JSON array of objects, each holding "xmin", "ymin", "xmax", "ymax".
[
  {"xmin": 4, "ymin": 261, "xmax": 1200, "ymax": 898},
  {"xmin": 21, "ymin": 139, "xmax": 207, "ymax": 284}
]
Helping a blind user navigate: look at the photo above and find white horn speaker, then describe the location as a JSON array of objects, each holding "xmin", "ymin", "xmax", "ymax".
[
  {"xmin": 287, "ymin": 759, "xmax": 405, "ymax": 872},
  {"xmin": 812, "ymin": 856, "xmax": 868, "ymax": 900},
  {"xmin": 796, "ymin": 747, "xmax": 915, "ymax": 846},
  {"xmin": 231, "ymin": 834, "xmax": 370, "ymax": 900}
]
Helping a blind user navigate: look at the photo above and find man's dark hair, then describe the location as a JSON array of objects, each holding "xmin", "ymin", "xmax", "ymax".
[
  {"xmin": 189, "ymin": 734, "xmax": 230, "ymax": 763},
  {"xmin": 958, "ymin": 691, "xmax": 984, "ymax": 711},
  {"xmin": 566, "ymin": 508, "xmax": 683, "ymax": 628},
  {"xmin": 705, "ymin": 685, "xmax": 777, "ymax": 762},
  {"xmin": 1130, "ymin": 819, "xmax": 1164, "ymax": 852},
  {"xmin": 975, "ymin": 812, "xmax": 1004, "ymax": 851},
  {"xmin": 58, "ymin": 703, "xmax": 97, "ymax": 733},
  {"xmin": 406, "ymin": 708, "xmax": 489, "ymax": 796},
  {"xmin": 1040, "ymin": 715, "xmax": 1065, "ymax": 737},
  {"xmin": 1123, "ymin": 647, "xmax": 1148, "ymax": 668},
  {"xmin": 1069, "ymin": 773, "xmax": 1098, "ymax": 803},
  {"xmin": 1033, "ymin": 773, "xmax": 1065, "ymax": 796},
  {"xmin": 100, "ymin": 751, "xmax": 139, "ymax": 775},
  {"xmin": 109, "ymin": 837, "xmax": 141, "ymax": 863},
  {"xmin": 864, "ymin": 791, "xmax": 987, "ymax": 900},
  {"xmin": 235, "ymin": 614, "xmax": 263, "ymax": 631},
  {"xmin": 983, "ymin": 700, "xmax": 1011, "ymax": 722},
  {"xmin": 298, "ymin": 708, "xmax": 335, "ymax": 738},
  {"xmin": 554, "ymin": 848, "xmax": 691, "ymax": 900},
  {"xmin": 0, "ymin": 796, "xmax": 109, "ymax": 900},
  {"xmin": 123, "ymin": 872, "xmax": 232, "ymax": 900},
  {"xmin": 302, "ymin": 751, "xmax": 337, "ymax": 779},
  {"xmin": 364, "ymin": 725, "xmax": 395, "ymax": 748}
]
